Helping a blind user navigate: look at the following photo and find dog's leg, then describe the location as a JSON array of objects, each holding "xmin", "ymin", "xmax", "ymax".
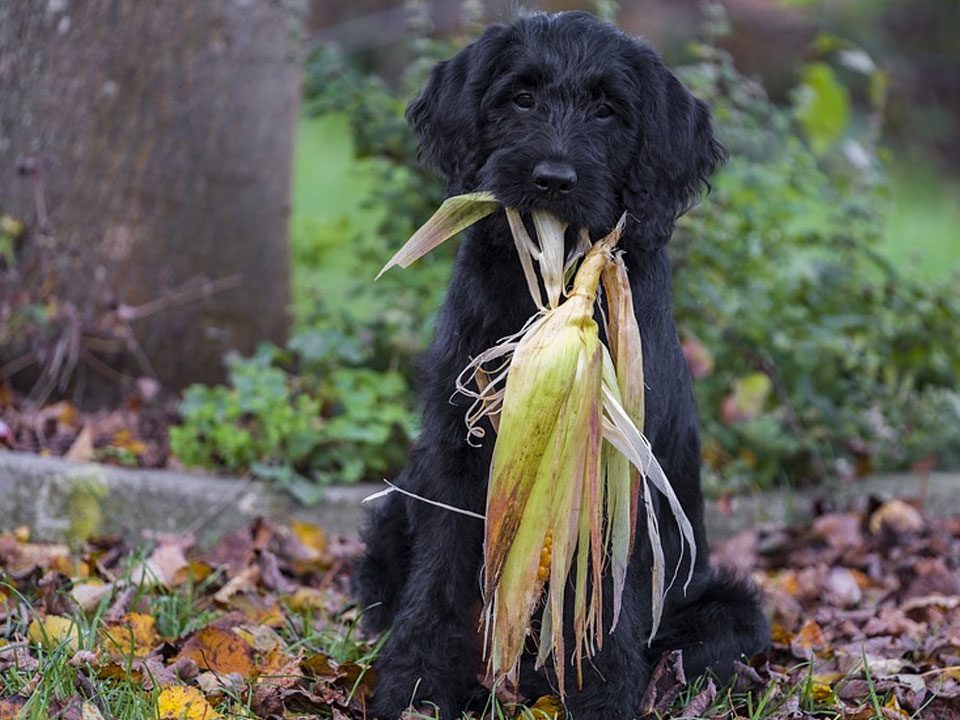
[
  {"xmin": 648, "ymin": 566, "xmax": 769, "ymax": 684},
  {"xmin": 356, "ymin": 488, "xmax": 414, "ymax": 633},
  {"xmin": 369, "ymin": 447, "xmax": 487, "ymax": 720}
]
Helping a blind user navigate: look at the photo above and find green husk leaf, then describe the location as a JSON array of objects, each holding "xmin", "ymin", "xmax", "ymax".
[
  {"xmin": 376, "ymin": 192, "xmax": 499, "ymax": 278},
  {"xmin": 483, "ymin": 304, "xmax": 585, "ymax": 596}
]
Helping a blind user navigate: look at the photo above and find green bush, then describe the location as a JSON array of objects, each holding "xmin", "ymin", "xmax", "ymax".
[
  {"xmin": 671, "ymin": 24, "xmax": 960, "ymax": 491},
  {"xmin": 170, "ymin": 342, "xmax": 415, "ymax": 504},
  {"xmin": 172, "ymin": 5, "xmax": 960, "ymax": 498}
]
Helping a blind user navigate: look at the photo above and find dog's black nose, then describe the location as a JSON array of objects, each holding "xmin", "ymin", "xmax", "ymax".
[{"xmin": 532, "ymin": 161, "xmax": 577, "ymax": 195}]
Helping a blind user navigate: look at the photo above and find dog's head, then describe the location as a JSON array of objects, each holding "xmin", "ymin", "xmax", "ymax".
[{"xmin": 407, "ymin": 11, "xmax": 725, "ymax": 248}]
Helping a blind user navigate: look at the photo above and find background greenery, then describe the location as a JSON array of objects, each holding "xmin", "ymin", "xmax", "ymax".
[{"xmin": 170, "ymin": 4, "xmax": 960, "ymax": 500}]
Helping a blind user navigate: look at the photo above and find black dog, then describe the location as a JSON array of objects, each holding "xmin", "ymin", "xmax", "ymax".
[{"xmin": 358, "ymin": 11, "xmax": 769, "ymax": 719}]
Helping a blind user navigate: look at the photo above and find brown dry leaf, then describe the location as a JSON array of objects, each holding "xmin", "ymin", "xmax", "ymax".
[
  {"xmin": 156, "ymin": 685, "xmax": 219, "ymax": 720},
  {"xmin": 301, "ymin": 652, "xmax": 339, "ymax": 678},
  {"xmin": 681, "ymin": 677, "xmax": 717, "ymax": 717},
  {"xmin": 639, "ymin": 649, "xmax": 686, "ymax": 714},
  {"xmin": 80, "ymin": 701, "xmax": 105, "ymax": 720},
  {"xmin": 108, "ymin": 429, "xmax": 147, "ymax": 457},
  {"xmin": 196, "ymin": 671, "xmax": 244, "ymax": 697},
  {"xmin": 869, "ymin": 499, "xmax": 924, "ymax": 535},
  {"xmin": 136, "ymin": 541, "xmax": 190, "ymax": 588},
  {"xmin": 176, "ymin": 626, "xmax": 256, "ymax": 678},
  {"xmin": 68, "ymin": 650, "xmax": 98, "ymax": 667},
  {"xmin": 844, "ymin": 704, "xmax": 877, "ymax": 720},
  {"xmin": 100, "ymin": 612, "xmax": 158, "ymax": 658},
  {"xmin": 225, "ymin": 592, "xmax": 284, "ymax": 627},
  {"xmin": 824, "ymin": 567, "xmax": 863, "ymax": 608},
  {"xmin": 256, "ymin": 647, "xmax": 302, "ymax": 687},
  {"xmin": 1, "ymin": 538, "xmax": 71, "ymax": 575},
  {"xmin": 233, "ymin": 623, "xmax": 283, "ymax": 654},
  {"xmin": 337, "ymin": 660, "xmax": 376, "ymax": 696},
  {"xmin": 70, "ymin": 579, "xmax": 113, "ymax": 613},
  {"xmin": 213, "ymin": 565, "xmax": 259, "ymax": 604},
  {"xmin": 0, "ymin": 695, "xmax": 27, "ymax": 720},
  {"xmin": 791, "ymin": 619, "xmax": 828, "ymax": 658}
]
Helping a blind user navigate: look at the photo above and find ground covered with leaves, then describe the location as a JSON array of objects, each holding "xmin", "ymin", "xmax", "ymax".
[{"xmin": 1, "ymin": 497, "xmax": 958, "ymax": 719}]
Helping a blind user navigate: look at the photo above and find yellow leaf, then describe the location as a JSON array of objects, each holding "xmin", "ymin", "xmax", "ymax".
[
  {"xmin": 27, "ymin": 614, "xmax": 81, "ymax": 650},
  {"xmin": 286, "ymin": 587, "xmax": 326, "ymax": 612},
  {"xmin": 101, "ymin": 612, "xmax": 158, "ymax": 658},
  {"xmin": 807, "ymin": 679, "xmax": 835, "ymax": 704},
  {"xmin": 528, "ymin": 695, "xmax": 563, "ymax": 719},
  {"xmin": 156, "ymin": 685, "xmax": 219, "ymax": 720},
  {"xmin": 290, "ymin": 521, "xmax": 327, "ymax": 554}
]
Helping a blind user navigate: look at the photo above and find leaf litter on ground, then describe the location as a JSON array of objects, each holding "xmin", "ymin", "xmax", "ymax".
[{"xmin": 0, "ymin": 494, "xmax": 958, "ymax": 719}]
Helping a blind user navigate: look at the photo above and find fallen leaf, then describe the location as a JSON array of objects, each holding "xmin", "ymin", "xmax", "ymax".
[
  {"xmin": 100, "ymin": 612, "xmax": 158, "ymax": 658},
  {"xmin": 528, "ymin": 695, "xmax": 563, "ymax": 718},
  {"xmin": 0, "ymin": 695, "xmax": 27, "ymax": 720},
  {"xmin": 286, "ymin": 586, "xmax": 327, "ymax": 612},
  {"xmin": 70, "ymin": 579, "xmax": 113, "ymax": 613},
  {"xmin": 65, "ymin": 425, "xmax": 95, "ymax": 462},
  {"xmin": 290, "ymin": 521, "xmax": 327, "ymax": 554},
  {"xmin": 27, "ymin": 614, "xmax": 81, "ymax": 650},
  {"xmin": 869, "ymin": 499, "xmax": 923, "ymax": 535},
  {"xmin": 791, "ymin": 619, "xmax": 828, "ymax": 658},
  {"xmin": 156, "ymin": 685, "xmax": 219, "ymax": 720},
  {"xmin": 681, "ymin": 677, "xmax": 717, "ymax": 716},
  {"xmin": 234, "ymin": 623, "xmax": 283, "ymax": 653},
  {"xmin": 639, "ymin": 649, "xmax": 686, "ymax": 714},
  {"xmin": 176, "ymin": 626, "xmax": 255, "ymax": 678}
]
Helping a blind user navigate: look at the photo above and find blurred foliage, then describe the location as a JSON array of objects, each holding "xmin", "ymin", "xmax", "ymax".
[
  {"xmin": 672, "ymin": 9, "xmax": 960, "ymax": 491},
  {"xmin": 173, "ymin": 3, "xmax": 960, "ymax": 498},
  {"xmin": 169, "ymin": 342, "xmax": 414, "ymax": 504}
]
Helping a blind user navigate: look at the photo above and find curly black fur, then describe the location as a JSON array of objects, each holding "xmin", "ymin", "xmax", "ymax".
[{"xmin": 356, "ymin": 11, "xmax": 769, "ymax": 719}]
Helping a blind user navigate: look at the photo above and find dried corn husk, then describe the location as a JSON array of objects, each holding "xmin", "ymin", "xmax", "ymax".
[{"xmin": 377, "ymin": 195, "xmax": 696, "ymax": 698}]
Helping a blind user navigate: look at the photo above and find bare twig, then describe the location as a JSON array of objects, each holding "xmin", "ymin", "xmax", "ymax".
[{"xmin": 123, "ymin": 273, "xmax": 242, "ymax": 322}]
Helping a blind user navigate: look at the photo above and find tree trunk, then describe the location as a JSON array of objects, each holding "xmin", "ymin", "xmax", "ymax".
[{"xmin": 0, "ymin": 0, "xmax": 299, "ymax": 404}]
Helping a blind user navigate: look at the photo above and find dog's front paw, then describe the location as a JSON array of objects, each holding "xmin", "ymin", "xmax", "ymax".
[{"xmin": 371, "ymin": 669, "xmax": 460, "ymax": 720}]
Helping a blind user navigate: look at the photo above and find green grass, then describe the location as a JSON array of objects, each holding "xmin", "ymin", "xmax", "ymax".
[{"xmin": 880, "ymin": 159, "xmax": 960, "ymax": 280}]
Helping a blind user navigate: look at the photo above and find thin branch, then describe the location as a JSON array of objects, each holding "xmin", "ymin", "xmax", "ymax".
[{"xmin": 123, "ymin": 274, "xmax": 242, "ymax": 322}]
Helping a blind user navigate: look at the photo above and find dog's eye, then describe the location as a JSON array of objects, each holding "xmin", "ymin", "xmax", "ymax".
[
  {"xmin": 513, "ymin": 92, "xmax": 535, "ymax": 110},
  {"xmin": 596, "ymin": 103, "xmax": 614, "ymax": 119}
]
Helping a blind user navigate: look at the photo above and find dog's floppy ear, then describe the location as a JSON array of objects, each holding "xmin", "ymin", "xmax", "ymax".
[
  {"xmin": 624, "ymin": 50, "xmax": 726, "ymax": 249},
  {"xmin": 407, "ymin": 26, "xmax": 507, "ymax": 192}
]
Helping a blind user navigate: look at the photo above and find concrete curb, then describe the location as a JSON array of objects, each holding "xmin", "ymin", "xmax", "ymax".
[
  {"xmin": 0, "ymin": 452, "xmax": 371, "ymax": 544},
  {"xmin": 1, "ymin": 451, "xmax": 957, "ymax": 544}
]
